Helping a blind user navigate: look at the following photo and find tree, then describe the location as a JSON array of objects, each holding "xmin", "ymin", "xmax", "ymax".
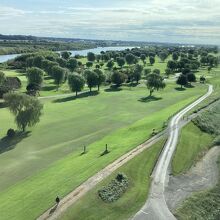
[
  {"xmin": 32, "ymin": 55, "xmax": 44, "ymax": 68},
  {"xmin": 26, "ymin": 67, "xmax": 44, "ymax": 86},
  {"xmin": 132, "ymin": 64, "xmax": 143, "ymax": 83},
  {"xmin": 61, "ymin": 51, "xmax": 71, "ymax": 60},
  {"xmin": 87, "ymin": 52, "xmax": 96, "ymax": 62},
  {"xmin": 167, "ymin": 60, "xmax": 177, "ymax": 72},
  {"xmin": 140, "ymin": 54, "xmax": 146, "ymax": 65},
  {"xmin": 84, "ymin": 70, "xmax": 99, "ymax": 92},
  {"xmin": 106, "ymin": 60, "xmax": 114, "ymax": 70},
  {"xmin": 172, "ymin": 52, "xmax": 179, "ymax": 61},
  {"xmin": 125, "ymin": 53, "xmax": 135, "ymax": 66},
  {"xmin": 52, "ymin": 66, "xmax": 66, "ymax": 90},
  {"xmin": 68, "ymin": 73, "xmax": 85, "ymax": 96},
  {"xmin": 182, "ymin": 67, "xmax": 191, "ymax": 75},
  {"xmin": 149, "ymin": 56, "xmax": 155, "ymax": 65},
  {"xmin": 187, "ymin": 73, "xmax": 196, "ymax": 85},
  {"xmin": 26, "ymin": 83, "xmax": 40, "ymax": 96},
  {"xmin": 116, "ymin": 57, "xmax": 125, "ymax": 68},
  {"xmin": 56, "ymin": 57, "xmax": 67, "ymax": 68},
  {"xmin": 68, "ymin": 58, "xmax": 78, "ymax": 71},
  {"xmin": 86, "ymin": 61, "xmax": 93, "ymax": 68},
  {"xmin": 144, "ymin": 68, "xmax": 151, "ymax": 77},
  {"xmin": 3, "ymin": 93, "xmax": 43, "ymax": 132},
  {"xmin": 153, "ymin": 69, "xmax": 160, "ymax": 75},
  {"xmin": 176, "ymin": 74, "xmax": 187, "ymax": 88},
  {"xmin": 200, "ymin": 76, "xmax": 206, "ymax": 84},
  {"xmin": 165, "ymin": 68, "xmax": 172, "ymax": 77},
  {"xmin": 159, "ymin": 52, "xmax": 168, "ymax": 62},
  {"xmin": 111, "ymin": 71, "xmax": 126, "ymax": 87},
  {"xmin": 0, "ymin": 71, "xmax": 6, "ymax": 85},
  {"xmin": 146, "ymin": 73, "xmax": 166, "ymax": 96},
  {"xmin": 94, "ymin": 69, "xmax": 106, "ymax": 91}
]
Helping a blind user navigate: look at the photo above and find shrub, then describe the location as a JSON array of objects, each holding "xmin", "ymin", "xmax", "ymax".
[
  {"xmin": 98, "ymin": 173, "xmax": 129, "ymax": 203},
  {"xmin": 7, "ymin": 128, "xmax": 15, "ymax": 138}
]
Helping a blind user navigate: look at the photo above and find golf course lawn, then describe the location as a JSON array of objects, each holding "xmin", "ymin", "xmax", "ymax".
[
  {"xmin": 172, "ymin": 122, "xmax": 213, "ymax": 175},
  {"xmin": 0, "ymin": 80, "xmax": 207, "ymax": 220},
  {"xmin": 59, "ymin": 138, "xmax": 166, "ymax": 220}
]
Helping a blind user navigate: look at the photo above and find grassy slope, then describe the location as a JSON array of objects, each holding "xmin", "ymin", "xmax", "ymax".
[
  {"xmin": 59, "ymin": 139, "xmax": 166, "ymax": 220},
  {"xmin": 175, "ymin": 156, "xmax": 220, "ymax": 220},
  {"xmin": 172, "ymin": 122, "xmax": 213, "ymax": 175},
  {"xmin": 0, "ymin": 93, "xmax": 206, "ymax": 220}
]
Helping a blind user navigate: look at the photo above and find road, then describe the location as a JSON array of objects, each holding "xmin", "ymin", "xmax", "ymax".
[{"xmin": 133, "ymin": 84, "xmax": 213, "ymax": 220}]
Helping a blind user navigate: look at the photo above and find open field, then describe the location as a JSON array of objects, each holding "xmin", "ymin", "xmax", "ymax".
[
  {"xmin": 0, "ymin": 80, "xmax": 207, "ymax": 220},
  {"xmin": 58, "ymin": 139, "xmax": 166, "ymax": 220}
]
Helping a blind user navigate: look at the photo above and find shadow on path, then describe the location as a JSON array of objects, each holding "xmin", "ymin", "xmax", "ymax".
[{"xmin": 49, "ymin": 204, "xmax": 58, "ymax": 215}]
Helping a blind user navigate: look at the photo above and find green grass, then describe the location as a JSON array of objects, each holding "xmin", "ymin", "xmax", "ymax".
[
  {"xmin": 0, "ymin": 56, "xmax": 211, "ymax": 219},
  {"xmin": 0, "ymin": 86, "xmax": 207, "ymax": 220},
  {"xmin": 172, "ymin": 122, "xmax": 213, "ymax": 175},
  {"xmin": 59, "ymin": 139, "xmax": 166, "ymax": 220}
]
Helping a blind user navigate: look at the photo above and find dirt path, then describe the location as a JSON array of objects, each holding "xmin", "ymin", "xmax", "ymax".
[
  {"xmin": 37, "ymin": 130, "xmax": 167, "ymax": 220},
  {"xmin": 165, "ymin": 146, "xmax": 220, "ymax": 211}
]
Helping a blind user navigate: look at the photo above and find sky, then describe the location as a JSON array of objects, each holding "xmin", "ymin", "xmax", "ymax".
[{"xmin": 0, "ymin": 0, "xmax": 220, "ymax": 45}]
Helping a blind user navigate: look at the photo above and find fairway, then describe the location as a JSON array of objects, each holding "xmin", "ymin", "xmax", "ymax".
[{"xmin": 0, "ymin": 80, "xmax": 207, "ymax": 220}]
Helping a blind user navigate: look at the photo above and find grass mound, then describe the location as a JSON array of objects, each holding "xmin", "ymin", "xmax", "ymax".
[{"xmin": 98, "ymin": 173, "xmax": 129, "ymax": 203}]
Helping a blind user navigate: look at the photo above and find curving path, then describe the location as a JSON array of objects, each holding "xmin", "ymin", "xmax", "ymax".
[{"xmin": 132, "ymin": 84, "xmax": 213, "ymax": 220}]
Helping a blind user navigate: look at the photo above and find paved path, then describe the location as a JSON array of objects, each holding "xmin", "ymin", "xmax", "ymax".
[
  {"xmin": 37, "ymin": 130, "xmax": 167, "ymax": 220},
  {"xmin": 132, "ymin": 85, "xmax": 213, "ymax": 220}
]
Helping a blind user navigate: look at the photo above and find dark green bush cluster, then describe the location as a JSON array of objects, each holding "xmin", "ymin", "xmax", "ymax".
[{"xmin": 98, "ymin": 173, "xmax": 129, "ymax": 203}]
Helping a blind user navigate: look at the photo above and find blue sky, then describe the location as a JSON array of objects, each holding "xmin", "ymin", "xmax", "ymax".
[{"xmin": 0, "ymin": 0, "xmax": 220, "ymax": 44}]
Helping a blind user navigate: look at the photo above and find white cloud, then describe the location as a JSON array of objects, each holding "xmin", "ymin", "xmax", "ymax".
[{"xmin": 0, "ymin": 0, "xmax": 219, "ymax": 44}]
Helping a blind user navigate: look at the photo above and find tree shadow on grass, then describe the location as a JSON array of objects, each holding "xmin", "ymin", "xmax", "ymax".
[
  {"xmin": 125, "ymin": 82, "xmax": 139, "ymax": 87},
  {"xmin": 53, "ymin": 91, "xmax": 99, "ymax": 103},
  {"xmin": 105, "ymin": 86, "xmax": 122, "ymax": 92},
  {"xmin": 41, "ymin": 85, "xmax": 57, "ymax": 91},
  {"xmin": 138, "ymin": 96, "xmax": 162, "ymax": 103},
  {"xmin": 44, "ymin": 76, "xmax": 53, "ymax": 80},
  {"xmin": 185, "ymin": 84, "xmax": 195, "ymax": 88},
  {"xmin": 0, "ymin": 131, "xmax": 30, "ymax": 154},
  {"xmin": 175, "ymin": 87, "xmax": 186, "ymax": 91},
  {"xmin": 0, "ymin": 102, "xmax": 6, "ymax": 109}
]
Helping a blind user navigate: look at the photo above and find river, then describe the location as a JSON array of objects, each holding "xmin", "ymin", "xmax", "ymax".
[{"xmin": 0, "ymin": 46, "xmax": 135, "ymax": 63}]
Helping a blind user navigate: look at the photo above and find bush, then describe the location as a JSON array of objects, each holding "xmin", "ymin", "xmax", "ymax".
[
  {"xmin": 98, "ymin": 173, "xmax": 129, "ymax": 203},
  {"xmin": 7, "ymin": 128, "xmax": 15, "ymax": 138}
]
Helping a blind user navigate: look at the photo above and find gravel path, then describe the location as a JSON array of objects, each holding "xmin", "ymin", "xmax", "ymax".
[{"xmin": 165, "ymin": 146, "xmax": 220, "ymax": 211}]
